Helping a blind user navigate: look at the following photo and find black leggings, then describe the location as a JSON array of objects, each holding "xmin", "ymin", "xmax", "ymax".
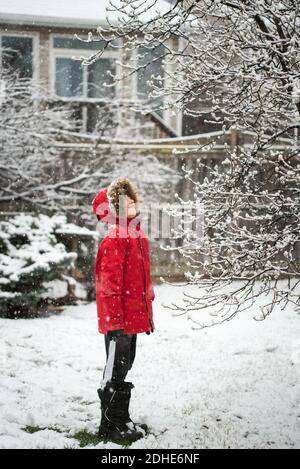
[{"xmin": 101, "ymin": 332, "xmax": 137, "ymax": 388}]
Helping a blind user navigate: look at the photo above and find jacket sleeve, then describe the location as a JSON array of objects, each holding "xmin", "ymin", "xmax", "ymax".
[{"xmin": 97, "ymin": 237, "xmax": 128, "ymax": 331}]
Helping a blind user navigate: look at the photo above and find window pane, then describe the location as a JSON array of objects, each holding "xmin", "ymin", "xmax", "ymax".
[
  {"xmin": 55, "ymin": 58, "xmax": 83, "ymax": 97},
  {"xmin": 137, "ymin": 45, "xmax": 165, "ymax": 117},
  {"xmin": 53, "ymin": 37, "xmax": 119, "ymax": 50},
  {"xmin": 87, "ymin": 59, "xmax": 116, "ymax": 99},
  {"xmin": 1, "ymin": 36, "xmax": 33, "ymax": 78}
]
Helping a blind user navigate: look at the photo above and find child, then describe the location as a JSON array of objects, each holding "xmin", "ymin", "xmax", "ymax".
[{"xmin": 91, "ymin": 177, "xmax": 155, "ymax": 443}]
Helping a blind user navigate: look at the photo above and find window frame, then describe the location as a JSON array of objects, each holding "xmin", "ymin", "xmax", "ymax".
[{"xmin": 50, "ymin": 33, "xmax": 121, "ymax": 101}]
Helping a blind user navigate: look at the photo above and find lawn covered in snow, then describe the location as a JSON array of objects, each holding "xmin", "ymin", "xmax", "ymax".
[{"xmin": 0, "ymin": 282, "xmax": 300, "ymax": 449}]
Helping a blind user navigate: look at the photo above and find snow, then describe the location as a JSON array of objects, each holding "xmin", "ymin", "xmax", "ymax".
[
  {"xmin": 0, "ymin": 282, "xmax": 300, "ymax": 449},
  {"xmin": 0, "ymin": 0, "xmax": 173, "ymax": 28},
  {"xmin": 41, "ymin": 277, "xmax": 88, "ymax": 300},
  {"xmin": 54, "ymin": 221, "xmax": 97, "ymax": 237}
]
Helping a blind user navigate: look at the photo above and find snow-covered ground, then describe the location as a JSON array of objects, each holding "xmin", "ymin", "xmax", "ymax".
[{"xmin": 1, "ymin": 283, "xmax": 300, "ymax": 449}]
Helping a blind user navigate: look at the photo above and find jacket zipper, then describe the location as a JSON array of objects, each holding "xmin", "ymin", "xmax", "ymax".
[{"xmin": 138, "ymin": 237, "xmax": 154, "ymax": 332}]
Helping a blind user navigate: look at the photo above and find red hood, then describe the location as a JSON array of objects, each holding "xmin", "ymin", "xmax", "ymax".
[{"xmin": 91, "ymin": 187, "xmax": 115, "ymax": 224}]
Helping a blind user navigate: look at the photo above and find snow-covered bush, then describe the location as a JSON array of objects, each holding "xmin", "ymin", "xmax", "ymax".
[{"xmin": 0, "ymin": 214, "xmax": 78, "ymax": 318}]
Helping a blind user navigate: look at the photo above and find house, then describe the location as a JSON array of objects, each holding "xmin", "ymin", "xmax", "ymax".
[{"xmin": 0, "ymin": 0, "xmax": 184, "ymax": 139}]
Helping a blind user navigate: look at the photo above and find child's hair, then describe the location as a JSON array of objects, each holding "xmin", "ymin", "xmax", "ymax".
[{"xmin": 107, "ymin": 177, "xmax": 139, "ymax": 216}]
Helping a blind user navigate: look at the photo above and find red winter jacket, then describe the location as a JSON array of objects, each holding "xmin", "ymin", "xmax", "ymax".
[{"xmin": 92, "ymin": 188, "xmax": 155, "ymax": 335}]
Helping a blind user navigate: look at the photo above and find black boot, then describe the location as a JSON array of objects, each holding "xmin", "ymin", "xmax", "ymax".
[
  {"xmin": 97, "ymin": 382, "xmax": 143, "ymax": 443},
  {"xmin": 119, "ymin": 381, "xmax": 148, "ymax": 433}
]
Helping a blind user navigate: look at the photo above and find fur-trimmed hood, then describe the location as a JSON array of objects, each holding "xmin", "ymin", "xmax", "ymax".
[
  {"xmin": 92, "ymin": 177, "xmax": 140, "ymax": 224},
  {"xmin": 107, "ymin": 177, "xmax": 139, "ymax": 216}
]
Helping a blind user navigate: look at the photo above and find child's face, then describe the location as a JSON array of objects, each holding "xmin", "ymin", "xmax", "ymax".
[{"xmin": 125, "ymin": 195, "xmax": 137, "ymax": 218}]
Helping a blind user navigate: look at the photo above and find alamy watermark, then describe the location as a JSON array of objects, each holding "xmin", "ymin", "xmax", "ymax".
[{"xmin": 94, "ymin": 196, "xmax": 205, "ymax": 241}]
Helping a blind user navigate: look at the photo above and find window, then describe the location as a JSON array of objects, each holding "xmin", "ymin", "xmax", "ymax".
[
  {"xmin": 53, "ymin": 36, "xmax": 117, "ymax": 100},
  {"xmin": 1, "ymin": 35, "xmax": 33, "ymax": 78},
  {"xmin": 137, "ymin": 44, "xmax": 165, "ymax": 118}
]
